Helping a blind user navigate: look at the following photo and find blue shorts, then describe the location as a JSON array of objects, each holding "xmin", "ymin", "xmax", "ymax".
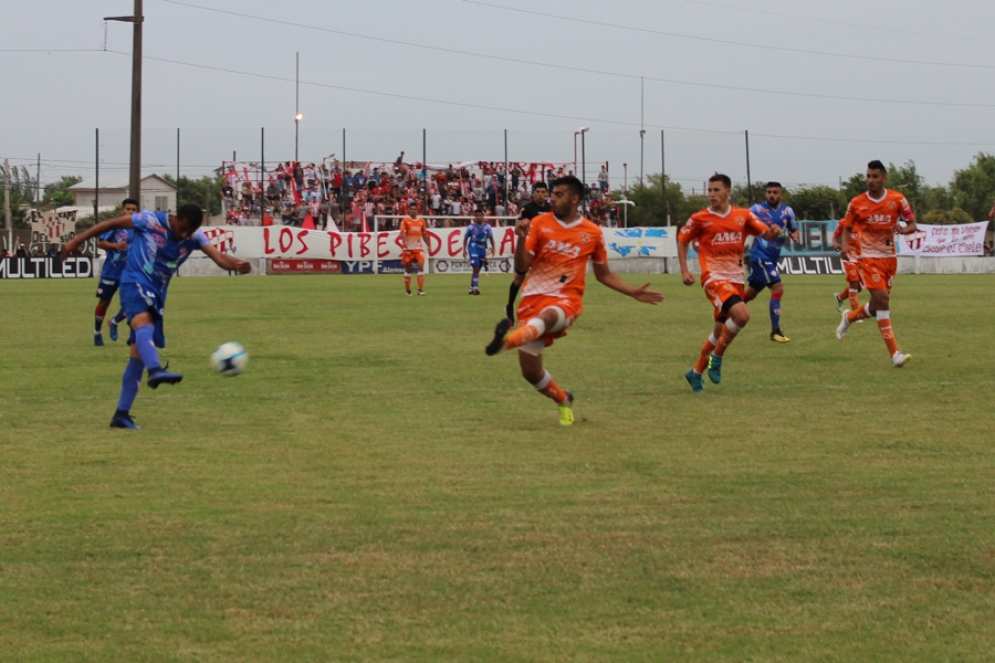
[
  {"xmin": 95, "ymin": 278, "xmax": 120, "ymax": 301},
  {"xmin": 747, "ymin": 259, "xmax": 781, "ymax": 291},
  {"xmin": 468, "ymin": 252, "xmax": 487, "ymax": 269},
  {"xmin": 120, "ymin": 282, "xmax": 167, "ymax": 348}
]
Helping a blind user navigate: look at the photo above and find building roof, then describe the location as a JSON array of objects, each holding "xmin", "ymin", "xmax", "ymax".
[{"xmin": 69, "ymin": 174, "xmax": 178, "ymax": 191}]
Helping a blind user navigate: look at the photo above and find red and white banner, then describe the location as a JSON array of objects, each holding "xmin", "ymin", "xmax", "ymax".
[
  {"xmin": 898, "ymin": 222, "xmax": 988, "ymax": 257},
  {"xmin": 30, "ymin": 210, "xmax": 78, "ymax": 244}
]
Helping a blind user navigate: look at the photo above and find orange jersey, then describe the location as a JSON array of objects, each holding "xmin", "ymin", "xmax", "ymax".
[
  {"xmin": 833, "ymin": 219, "xmax": 860, "ymax": 260},
  {"xmin": 399, "ymin": 217, "xmax": 427, "ymax": 251},
  {"xmin": 679, "ymin": 206, "xmax": 769, "ymax": 286},
  {"xmin": 842, "ymin": 190, "xmax": 913, "ymax": 259},
  {"xmin": 521, "ymin": 212, "xmax": 608, "ymax": 302}
]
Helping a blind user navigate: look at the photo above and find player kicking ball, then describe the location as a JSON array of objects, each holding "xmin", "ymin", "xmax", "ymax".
[
  {"xmin": 484, "ymin": 176, "xmax": 664, "ymax": 425},
  {"xmin": 835, "ymin": 160, "xmax": 917, "ymax": 367},
  {"xmin": 679, "ymin": 174, "xmax": 782, "ymax": 393},
  {"xmin": 94, "ymin": 198, "xmax": 139, "ymax": 346},
  {"xmin": 463, "ymin": 209, "xmax": 495, "ymax": 295},
  {"xmin": 62, "ymin": 204, "xmax": 251, "ymax": 430},
  {"xmin": 743, "ymin": 182, "xmax": 799, "ymax": 343}
]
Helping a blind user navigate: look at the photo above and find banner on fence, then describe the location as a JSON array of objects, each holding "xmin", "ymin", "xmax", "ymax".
[
  {"xmin": 29, "ymin": 210, "xmax": 78, "ymax": 245},
  {"xmin": 0, "ymin": 256, "xmax": 93, "ymax": 279},
  {"xmin": 898, "ymin": 222, "xmax": 987, "ymax": 257}
]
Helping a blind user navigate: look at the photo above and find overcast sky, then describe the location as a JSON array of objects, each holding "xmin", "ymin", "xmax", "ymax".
[{"xmin": 3, "ymin": 0, "xmax": 994, "ymax": 193}]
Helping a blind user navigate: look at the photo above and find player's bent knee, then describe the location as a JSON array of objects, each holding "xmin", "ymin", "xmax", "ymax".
[{"xmin": 540, "ymin": 306, "xmax": 567, "ymax": 333}]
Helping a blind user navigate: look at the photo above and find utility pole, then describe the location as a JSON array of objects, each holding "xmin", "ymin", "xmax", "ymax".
[
  {"xmin": 105, "ymin": 0, "xmax": 143, "ymax": 202},
  {"xmin": 176, "ymin": 128, "xmax": 180, "ymax": 182},
  {"xmin": 4, "ymin": 160, "xmax": 11, "ymax": 253},
  {"xmin": 36, "ymin": 154, "xmax": 41, "ymax": 206},
  {"xmin": 95, "ymin": 129, "xmax": 100, "ymax": 224},
  {"xmin": 295, "ymin": 52, "xmax": 301, "ymax": 163},
  {"xmin": 661, "ymin": 130, "xmax": 667, "ymax": 225},
  {"xmin": 745, "ymin": 130, "xmax": 753, "ymax": 205},
  {"xmin": 422, "ymin": 128, "xmax": 427, "ymax": 199}
]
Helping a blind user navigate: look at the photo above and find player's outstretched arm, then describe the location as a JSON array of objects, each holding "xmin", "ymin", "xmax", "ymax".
[
  {"xmin": 761, "ymin": 224, "xmax": 783, "ymax": 241},
  {"xmin": 62, "ymin": 215, "xmax": 134, "ymax": 261},
  {"xmin": 677, "ymin": 241, "xmax": 696, "ymax": 286},
  {"xmin": 202, "ymin": 243, "xmax": 252, "ymax": 275},
  {"xmin": 593, "ymin": 263, "xmax": 664, "ymax": 304}
]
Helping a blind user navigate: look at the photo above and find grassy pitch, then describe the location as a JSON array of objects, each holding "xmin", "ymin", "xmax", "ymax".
[{"xmin": 1, "ymin": 272, "xmax": 993, "ymax": 662}]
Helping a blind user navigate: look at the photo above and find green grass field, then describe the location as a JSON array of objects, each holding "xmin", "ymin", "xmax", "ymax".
[{"xmin": 1, "ymin": 272, "xmax": 994, "ymax": 662}]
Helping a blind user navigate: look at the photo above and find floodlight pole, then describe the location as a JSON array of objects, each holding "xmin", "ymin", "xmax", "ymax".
[
  {"xmin": 4, "ymin": 159, "xmax": 11, "ymax": 253},
  {"xmin": 95, "ymin": 129, "xmax": 100, "ymax": 223},
  {"xmin": 105, "ymin": 0, "xmax": 143, "ymax": 202},
  {"xmin": 745, "ymin": 130, "xmax": 753, "ymax": 205}
]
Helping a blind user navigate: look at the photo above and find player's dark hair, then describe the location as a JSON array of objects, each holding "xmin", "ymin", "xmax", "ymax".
[
  {"xmin": 533, "ymin": 181, "xmax": 548, "ymax": 191},
  {"xmin": 176, "ymin": 203, "xmax": 204, "ymax": 230},
  {"xmin": 122, "ymin": 198, "xmax": 139, "ymax": 208},
  {"xmin": 552, "ymin": 175, "xmax": 584, "ymax": 199},
  {"xmin": 708, "ymin": 173, "xmax": 732, "ymax": 189},
  {"xmin": 867, "ymin": 160, "xmax": 887, "ymax": 174},
  {"xmin": 765, "ymin": 182, "xmax": 782, "ymax": 190}
]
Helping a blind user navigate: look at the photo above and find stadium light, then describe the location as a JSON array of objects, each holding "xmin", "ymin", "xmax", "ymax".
[{"xmin": 579, "ymin": 128, "xmax": 590, "ymax": 212}]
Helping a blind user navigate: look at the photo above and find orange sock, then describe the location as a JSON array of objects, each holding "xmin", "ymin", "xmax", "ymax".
[
  {"xmin": 417, "ymin": 274, "xmax": 425, "ymax": 290},
  {"xmin": 504, "ymin": 318, "xmax": 545, "ymax": 350},
  {"xmin": 535, "ymin": 370, "xmax": 568, "ymax": 404},
  {"xmin": 876, "ymin": 311, "xmax": 900, "ymax": 356},
  {"xmin": 693, "ymin": 334, "xmax": 717, "ymax": 373},
  {"xmin": 712, "ymin": 319, "xmax": 742, "ymax": 358},
  {"xmin": 848, "ymin": 286, "xmax": 861, "ymax": 311},
  {"xmin": 404, "ymin": 275, "xmax": 411, "ymax": 291},
  {"xmin": 847, "ymin": 303, "xmax": 871, "ymax": 323}
]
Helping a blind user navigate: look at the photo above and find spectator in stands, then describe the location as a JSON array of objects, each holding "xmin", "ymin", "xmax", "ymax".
[{"xmin": 598, "ymin": 166, "xmax": 609, "ymax": 194}]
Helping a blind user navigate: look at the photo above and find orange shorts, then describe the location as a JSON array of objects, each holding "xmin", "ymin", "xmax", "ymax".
[
  {"xmin": 515, "ymin": 294, "xmax": 583, "ymax": 354},
  {"xmin": 703, "ymin": 280, "xmax": 746, "ymax": 321},
  {"xmin": 401, "ymin": 249, "xmax": 425, "ymax": 267},
  {"xmin": 858, "ymin": 257, "xmax": 896, "ymax": 291},
  {"xmin": 843, "ymin": 258, "xmax": 860, "ymax": 283}
]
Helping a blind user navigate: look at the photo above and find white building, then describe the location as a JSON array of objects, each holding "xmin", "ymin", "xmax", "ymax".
[{"xmin": 68, "ymin": 174, "xmax": 178, "ymax": 213}]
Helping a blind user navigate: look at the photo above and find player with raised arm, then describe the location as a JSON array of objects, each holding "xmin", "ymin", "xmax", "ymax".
[
  {"xmin": 833, "ymin": 212, "xmax": 864, "ymax": 313},
  {"xmin": 835, "ymin": 161, "xmax": 918, "ymax": 367},
  {"xmin": 505, "ymin": 182, "xmax": 551, "ymax": 321},
  {"xmin": 679, "ymin": 174, "xmax": 782, "ymax": 393},
  {"xmin": 94, "ymin": 198, "xmax": 139, "ymax": 346},
  {"xmin": 744, "ymin": 182, "xmax": 799, "ymax": 343},
  {"xmin": 62, "ymin": 204, "xmax": 251, "ymax": 430},
  {"xmin": 399, "ymin": 209, "xmax": 428, "ymax": 296},
  {"xmin": 463, "ymin": 209, "xmax": 495, "ymax": 295},
  {"xmin": 484, "ymin": 176, "xmax": 664, "ymax": 426}
]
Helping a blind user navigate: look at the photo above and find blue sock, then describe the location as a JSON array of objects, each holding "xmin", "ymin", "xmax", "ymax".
[
  {"xmin": 770, "ymin": 294, "xmax": 782, "ymax": 330},
  {"xmin": 471, "ymin": 272, "xmax": 479, "ymax": 289},
  {"xmin": 134, "ymin": 324, "xmax": 162, "ymax": 372},
  {"xmin": 116, "ymin": 358, "xmax": 144, "ymax": 412},
  {"xmin": 112, "ymin": 309, "xmax": 126, "ymax": 324}
]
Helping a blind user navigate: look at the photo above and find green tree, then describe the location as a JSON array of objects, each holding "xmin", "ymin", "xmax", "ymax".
[
  {"xmin": 950, "ymin": 152, "xmax": 995, "ymax": 221},
  {"xmin": 43, "ymin": 175, "xmax": 82, "ymax": 207},
  {"xmin": 731, "ymin": 181, "xmax": 766, "ymax": 208},
  {"xmin": 885, "ymin": 160, "xmax": 925, "ymax": 213},
  {"xmin": 162, "ymin": 173, "xmax": 223, "ymax": 216},
  {"xmin": 784, "ymin": 185, "xmax": 846, "ymax": 220},
  {"xmin": 921, "ymin": 208, "xmax": 974, "ymax": 225},
  {"xmin": 75, "ymin": 206, "xmax": 129, "ymax": 232},
  {"xmin": 841, "ymin": 172, "xmax": 866, "ymax": 203},
  {"xmin": 620, "ymin": 174, "xmax": 688, "ymax": 227}
]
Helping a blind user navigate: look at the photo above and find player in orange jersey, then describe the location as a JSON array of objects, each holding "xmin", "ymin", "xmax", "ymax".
[
  {"xmin": 836, "ymin": 160, "xmax": 918, "ymax": 367},
  {"xmin": 484, "ymin": 176, "xmax": 664, "ymax": 426},
  {"xmin": 832, "ymin": 218, "xmax": 864, "ymax": 313},
  {"xmin": 399, "ymin": 210, "xmax": 428, "ymax": 296},
  {"xmin": 679, "ymin": 174, "xmax": 783, "ymax": 393}
]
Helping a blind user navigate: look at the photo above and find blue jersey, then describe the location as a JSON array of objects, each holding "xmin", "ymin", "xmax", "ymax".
[
  {"xmin": 749, "ymin": 202, "xmax": 797, "ymax": 262},
  {"xmin": 122, "ymin": 211, "xmax": 208, "ymax": 298},
  {"xmin": 99, "ymin": 228, "xmax": 133, "ymax": 281},
  {"xmin": 464, "ymin": 222, "xmax": 493, "ymax": 255}
]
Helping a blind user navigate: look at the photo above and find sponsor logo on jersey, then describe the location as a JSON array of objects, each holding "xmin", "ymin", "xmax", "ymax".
[
  {"xmin": 713, "ymin": 231, "xmax": 743, "ymax": 245},
  {"xmin": 544, "ymin": 240, "xmax": 581, "ymax": 258}
]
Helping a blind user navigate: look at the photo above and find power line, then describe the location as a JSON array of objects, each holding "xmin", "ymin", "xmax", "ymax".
[
  {"xmin": 160, "ymin": 0, "xmax": 995, "ymax": 109},
  {"xmin": 0, "ymin": 48, "xmax": 104, "ymax": 53},
  {"xmin": 681, "ymin": 0, "xmax": 995, "ymax": 45},
  {"xmin": 461, "ymin": 0, "xmax": 995, "ymax": 71}
]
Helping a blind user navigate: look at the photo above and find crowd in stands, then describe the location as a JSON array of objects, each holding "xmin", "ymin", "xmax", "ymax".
[{"xmin": 221, "ymin": 155, "xmax": 623, "ymax": 231}]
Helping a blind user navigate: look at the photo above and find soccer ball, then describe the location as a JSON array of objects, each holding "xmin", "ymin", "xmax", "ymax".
[{"xmin": 211, "ymin": 342, "xmax": 248, "ymax": 377}]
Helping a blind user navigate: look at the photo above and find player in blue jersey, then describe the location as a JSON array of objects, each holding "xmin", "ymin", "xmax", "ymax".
[
  {"xmin": 462, "ymin": 209, "xmax": 496, "ymax": 295},
  {"xmin": 93, "ymin": 198, "xmax": 139, "ymax": 346},
  {"xmin": 744, "ymin": 182, "xmax": 799, "ymax": 343},
  {"xmin": 62, "ymin": 204, "xmax": 251, "ymax": 430}
]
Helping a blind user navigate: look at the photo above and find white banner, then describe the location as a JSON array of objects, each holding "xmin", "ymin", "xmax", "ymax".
[
  {"xmin": 200, "ymin": 226, "xmax": 678, "ymax": 261},
  {"xmin": 30, "ymin": 210, "xmax": 78, "ymax": 245},
  {"xmin": 899, "ymin": 222, "xmax": 988, "ymax": 256}
]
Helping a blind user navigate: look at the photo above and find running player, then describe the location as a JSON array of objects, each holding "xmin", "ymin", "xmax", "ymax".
[
  {"xmin": 744, "ymin": 182, "xmax": 799, "ymax": 343},
  {"xmin": 399, "ymin": 209, "xmax": 427, "ymax": 296},
  {"xmin": 679, "ymin": 174, "xmax": 783, "ymax": 393},
  {"xmin": 505, "ymin": 182, "xmax": 551, "ymax": 321},
  {"xmin": 485, "ymin": 176, "xmax": 664, "ymax": 425},
  {"xmin": 94, "ymin": 198, "xmax": 139, "ymax": 346},
  {"xmin": 835, "ymin": 161, "xmax": 917, "ymax": 367},
  {"xmin": 61, "ymin": 204, "xmax": 251, "ymax": 430},
  {"xmin": 832, "ymin": 215, "xmax": 864, "ymax": 313},
  {"xmin": 463, "ymin": 209, "xmax": 495, "ymax": 295}
]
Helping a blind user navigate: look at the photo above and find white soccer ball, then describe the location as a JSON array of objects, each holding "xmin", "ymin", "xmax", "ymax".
[{"xmin": 211, "ymin": 342, "xmax": 249, "ymax": 377}]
